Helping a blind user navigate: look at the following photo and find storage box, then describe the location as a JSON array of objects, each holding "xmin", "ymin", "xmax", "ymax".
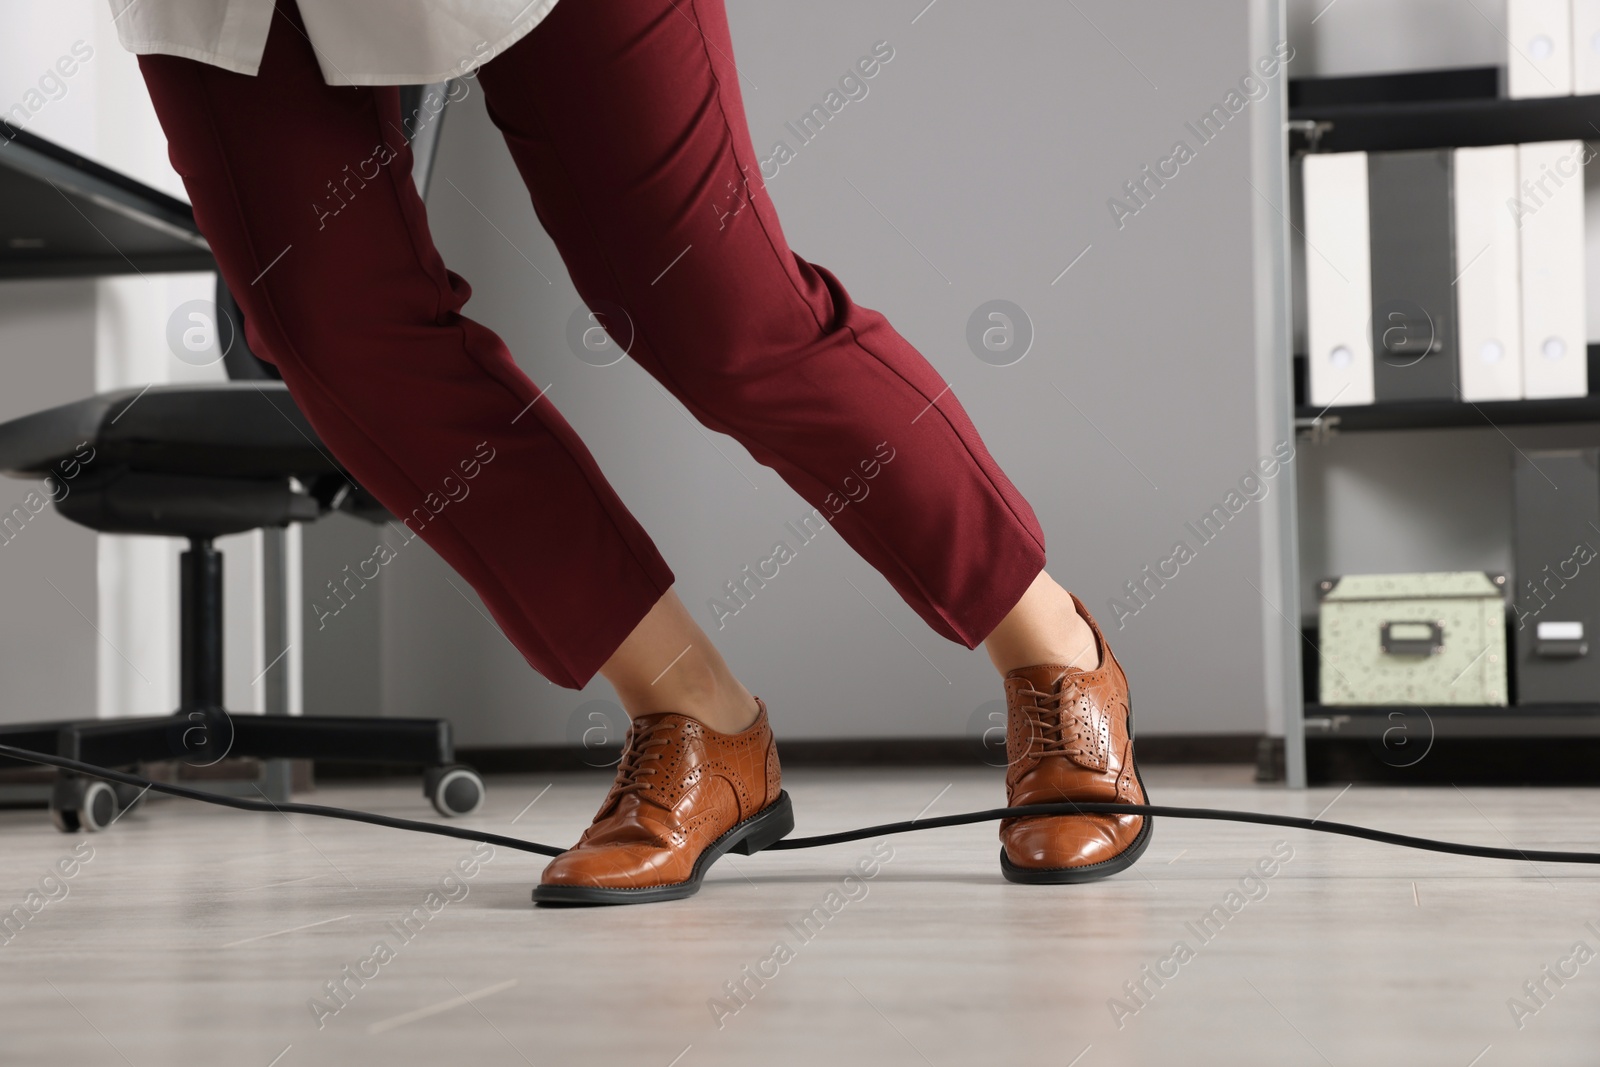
[
  {"xmin": 1512, "ymin": 448, "xmax": 1600, "ymax": 703},
  {"xmin": 1367, "ymin": 149, "xmax": 1459, "ymax": 402},
  {"xmin": 1318, "ymin": 572, "xmax": 1508, "ymax": 705}
]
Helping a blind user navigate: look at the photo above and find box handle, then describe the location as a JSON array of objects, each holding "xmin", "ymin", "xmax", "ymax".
[{"xmin": 1380, "ymin": 620, "xmax": 1443, "ymax": 656}]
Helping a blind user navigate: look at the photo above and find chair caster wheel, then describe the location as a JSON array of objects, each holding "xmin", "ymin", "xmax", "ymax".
[
  {"xmin": 425, "ymin": 765, "xmax": 485, "ymax": 817},
  {"xmin": 51, "ymin": 778, "xmax": 120, "ymax": 833}
]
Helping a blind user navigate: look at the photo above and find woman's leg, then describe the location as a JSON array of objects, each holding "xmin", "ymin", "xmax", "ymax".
[
  {"xmin": 472, "ymin": 0, "xmax": 1050, "ymax": 660},
  {"xmin": 135, "ymin": 2, "xmax": 683, "ymax": 694},
  {"xmin": 139, "ymin": 0, "xmax": 780, "ymax": 905},
  {"xmin": 475, "ymin": 0, "xmax": 1145, "ymax": 890},
  {"xmin": 136, "ymin": 0, "xmax": 757, "ymax": 738}
]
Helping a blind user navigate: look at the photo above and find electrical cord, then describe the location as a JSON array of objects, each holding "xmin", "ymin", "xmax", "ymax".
[{"xmin": 3, "ymin": 741, "xmax": 1597, "ymax": 866}]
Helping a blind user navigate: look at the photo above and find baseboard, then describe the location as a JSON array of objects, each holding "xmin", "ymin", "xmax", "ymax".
[
  {"xmin": 0, "ymin": 737, "xmax": 1285, "ymax": 789},
  {"xmin": 414, "ymin": 733, "xmax": 1275, "ymax": 779}
]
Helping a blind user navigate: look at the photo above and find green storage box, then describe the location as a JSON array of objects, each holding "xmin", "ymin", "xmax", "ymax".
[{"xmin": 1318, "ymin": 571, "xmax": 1508, "ymax": 706}]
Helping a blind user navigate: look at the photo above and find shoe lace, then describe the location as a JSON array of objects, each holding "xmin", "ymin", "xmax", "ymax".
[
  {"xmin": 610, "ymin": 718, "xmax": 677, "ymax": 799},
  {"xmin": 1015, "ymin": 676, "xmax": 1093, "ymax": 761}
]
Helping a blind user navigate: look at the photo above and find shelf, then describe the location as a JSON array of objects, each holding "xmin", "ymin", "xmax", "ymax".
[
  {"xmin": 1296, "ymin": 393, "xmax": 1600, "ymax": 433},
  {"xmin": 1288, "ymin": 65, "xmax": 1600, "ymax": 153},
  {"xmin": 1304, "ymin": 703, "xmax": 1600, "ymax": 740},
  {"xmin": 1292, "ymin": 347, "xmax": 1600, "ymax": 432}
]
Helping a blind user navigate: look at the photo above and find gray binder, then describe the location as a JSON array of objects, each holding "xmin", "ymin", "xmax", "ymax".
[
  {"xmin": 1367, "ymin": 149, "xmax": 1459, "ymax": 402},
  {"xmin": 1512, "ymin": 449, "xmax": 1600, "ymax": 703}
]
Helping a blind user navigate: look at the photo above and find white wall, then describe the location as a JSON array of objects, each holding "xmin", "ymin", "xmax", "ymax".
[
  {"xmin": 0, "ymin": 280, "xmax": 98, "ymax": 726},
  {"xmin": 1286, "ymin": 0, "xmax": 1504, "ymax": 77}
]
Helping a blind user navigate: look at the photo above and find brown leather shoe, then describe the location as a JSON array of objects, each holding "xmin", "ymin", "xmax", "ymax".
[
  {"xmin": 999, "ymin": 593, "xmax": 1152, "ymax": 883},
  {"xmin": 533, "ymin": 697, "xmax": 792, "ymax": 905}
]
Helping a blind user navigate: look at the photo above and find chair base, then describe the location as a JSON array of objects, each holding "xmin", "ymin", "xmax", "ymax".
[{"xmin": 0, "ymin": 710, "xmax": 486, "ymax": 831}]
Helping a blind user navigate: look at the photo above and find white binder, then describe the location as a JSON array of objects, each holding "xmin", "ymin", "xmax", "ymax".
[
  {"xmin": 1453, "ymin": 145, "xmax": 1524, "ymax": 401},
  {"xmin": 1517, "ymin": 140, "xmax": 1588, "ymax": 399},
  {"xmin": 1508, "ymin": 0, "xmax": 1574, "ymax": 98},
  {"xmin": 1303, "ymin": 151, "xmax": 1374, "ymax": 408},
  {"xmin": 1574, "ymin": 0, "xmax": 1600, "ymax": 93}
]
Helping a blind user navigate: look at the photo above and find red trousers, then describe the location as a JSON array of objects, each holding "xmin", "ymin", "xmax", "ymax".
[{"xmin": 137, "ymin": 0, "xmax": 1047, "ymax": 689}]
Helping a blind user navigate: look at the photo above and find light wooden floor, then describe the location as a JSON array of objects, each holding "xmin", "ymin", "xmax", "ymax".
[{"xmin": 1, "ymin": 765, "xmax": 1597, "ymax": 1066}]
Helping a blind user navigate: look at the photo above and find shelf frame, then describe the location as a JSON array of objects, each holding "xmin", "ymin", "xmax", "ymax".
[
  {"xmin": 1304, "ymin": 704, "xmax": 1600, "ymax": 740},
  {"xmin": 1288, "ymin": 65, "xmax": 1600, "ymax": 154}
]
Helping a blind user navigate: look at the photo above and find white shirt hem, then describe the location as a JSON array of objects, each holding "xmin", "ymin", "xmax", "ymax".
[
  {"xmin": 120, "ymin": 40, "xmax": 264, "ymax": 77},
  {"xmin": 116, "ymin": 0, "xmax": 563, "ymax": 87},
  {"xmin": 315, "ymin": 0, "xmax": 562, "ymax": 86}
]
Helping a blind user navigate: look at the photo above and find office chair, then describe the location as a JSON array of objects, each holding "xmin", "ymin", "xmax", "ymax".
[{"xmin": 0, "ymin": 85, "xmax": 486, "ymax": 831}]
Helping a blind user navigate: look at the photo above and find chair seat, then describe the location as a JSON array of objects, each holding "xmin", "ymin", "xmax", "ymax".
[{"xmin": 0, "ymin": 381, "xmax": 341, "ymax": 481}]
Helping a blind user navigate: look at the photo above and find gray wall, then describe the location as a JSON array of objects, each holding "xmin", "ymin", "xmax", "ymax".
[
  {"xmin": 339, "ymin": 0, "xmax": 1292, "ymax": 745},
  {"xmin": 301, "ymin": 513, "xmax": 383, "ymax": 719}
]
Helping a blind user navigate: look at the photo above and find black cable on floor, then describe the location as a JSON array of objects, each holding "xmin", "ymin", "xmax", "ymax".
[
  {"xmin": 769, "ymin": 803, "xmax": 1600, "ymax": 864},
  {"xmin": 0, "ymin": 743, "xmax": 564, "ymax": 857},
  {"xmin": 3, "ymin": 741, "xmax": 1596, "ymax": 866}
]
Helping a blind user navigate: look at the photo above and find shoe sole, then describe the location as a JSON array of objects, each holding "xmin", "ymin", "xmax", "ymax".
[
  {"xmin": 999, "ymin": 686, "xmax": 1154, "ymax": 885},
  {"xmin": 532, "ymin": 790, "xmax": 795, "ymax": 907}
]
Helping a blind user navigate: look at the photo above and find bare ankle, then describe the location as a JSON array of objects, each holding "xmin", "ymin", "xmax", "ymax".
[
  {"xmin": 598, "ymin": 589, "xmax": 760, "ymax": 733},
  {"xmin": 610, "ymin": 656, "xmax": 758, "ymax": 733},
  {"xmin": 670, "ymin": 685, "xmax": 759, "ymax": 734},
  {"xmin": 984, "ymin": 572, "xmax": 1101, "ymax": 676},
  {"xmin": 700, "ymin": 688, "xmax": 761, "ymax": 734}
]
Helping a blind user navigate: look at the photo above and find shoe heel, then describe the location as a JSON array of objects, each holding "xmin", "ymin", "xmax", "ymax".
[{"xmin": 730, "ymin": 791, "xmax": 794, "ymax": 855}]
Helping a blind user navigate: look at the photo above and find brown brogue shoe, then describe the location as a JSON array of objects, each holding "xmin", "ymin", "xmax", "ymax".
[
  {"xmin": 999, "ymin": 593, "xmax": 1151, "ymax": 883},
  {"xmin": 533, "ymin": 697, "xmax": 792, "ymax": 905}
]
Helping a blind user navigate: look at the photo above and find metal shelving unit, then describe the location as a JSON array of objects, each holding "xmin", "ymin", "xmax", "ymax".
[{"xmin": 1283, "ymin": 68, "xmax": 1600, "ymax": 781}]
